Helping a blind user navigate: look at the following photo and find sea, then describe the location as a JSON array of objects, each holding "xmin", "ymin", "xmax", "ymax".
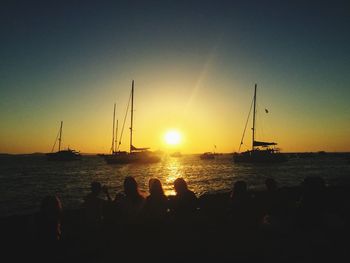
[{"xmin": 1, "ymin": 153, "xmax": 349, "ymax": 218}]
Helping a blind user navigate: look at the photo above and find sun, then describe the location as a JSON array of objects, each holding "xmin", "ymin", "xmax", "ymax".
[{"xmin": 164, "ymin": 130, "xmax": 181, "ymax": 145}]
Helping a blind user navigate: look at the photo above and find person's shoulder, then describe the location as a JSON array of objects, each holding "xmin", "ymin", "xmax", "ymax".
[
  {"xmin": 188, "ymin": 190, "xmax": 197, "ymax": 199},
  {"xmin": 168, "ymin": 195, "xmax": 176, "ymax": 202},
  {"xmin": 139, "ymin": 194, "xmax": 146, "ymax": 203},
  {"xmin": 139, "ymin": 191, "xmax": 147, "ymax": 200}
]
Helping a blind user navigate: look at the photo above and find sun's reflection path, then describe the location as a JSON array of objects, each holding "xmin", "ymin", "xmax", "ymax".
[{"xmin": 164, "ymin": 158, "xmax": 183, "ymax": 196}]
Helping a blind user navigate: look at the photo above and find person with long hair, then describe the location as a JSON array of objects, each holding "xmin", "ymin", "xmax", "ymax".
[
  {"xmin": 143, "ymin": 178, "xmax": 168, "ymax": 221},
  {"xmin": 115, "ymin": 176, "xmax": 145, "ymax": 223},
  {"xmin": 37, "ymin": 195, "xmax": 63, "ymax": 243},
  {"xmin": 171, "ymin": 178, "xmax": 198, "ymax": 218}
]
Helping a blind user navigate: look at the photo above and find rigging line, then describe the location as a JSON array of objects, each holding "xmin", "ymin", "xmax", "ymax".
[
  {"xmin": 118, "ymin": 89, "xmax": 132, "ymax": 148},
  {"xmin": 238, "ymin": 95, "xmax": 254, "ymax": 153},
  {"xmin": 256, "ymin": 102, "xmax": 260, "ymax": 140},
  {"xmin": 51, "ymin": 129, "xmax": 60, "ymax": 153},
  {"xmin": 258, "ymin": 103, "xmax": 264, "ymax": 140},
  {"xmin": 110, "ymin": 103, "xmax": 116, "ymax": 153}
]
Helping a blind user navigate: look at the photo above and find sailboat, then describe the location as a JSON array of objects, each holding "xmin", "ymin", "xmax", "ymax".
[
  {"xmin": 233, "ymin": 84, "xmax": 287, "ymax": 163},
  {"xmin": 99, "ymin": 103, "xmax": 122, "ymax": 156},
  {"xmin": 46, "ymin": 121, "xmax": 81, "ymax": 161},
  {"xmin": 103, "ymin": 80, "xmax": 161, "ymax": 164}
]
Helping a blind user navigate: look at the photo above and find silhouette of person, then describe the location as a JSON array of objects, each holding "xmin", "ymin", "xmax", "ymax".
[
  {"xmin": 171, "ymin": 178, "xmax": 198, "ymax": 218},
  {"xmin": 264, "ymin": 178, "xmax": 280, "ymax": 215},
  {"xmin": 229, "ymin": 180, "xmax": 257, "ymax": 231},
  {"xmin": 37, "ymin": 195, "xmax": 63, "ymax": 243},
  {"xmin": 82, "ymin": 181, "xmax": 111, "ymax": 229},
  {"xmin": 35, "ymin": 194, "xmax": 64, "ymax": 261},
  {"xmin": 261, "ymin": 178, "xmax": 290, "ymax": 232},
  {"xmin": 143, "ymin": 178, "xmax": 168, "ymax": 222},
  {"xmin": 297, "ymin": 176, "xmax": 326, "ymax": 229},
  {"xmin": 115, "ymin": 176, "xmax": 145, "ymax": 223},
  {"xmin": 81, "ymin": 181, "xmax": 112, "ymax": 256}
]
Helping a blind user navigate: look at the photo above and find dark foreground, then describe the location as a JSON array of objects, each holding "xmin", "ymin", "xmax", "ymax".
[{"xmin": 2, "ymin": 185, "xmax": 350, "ymax": 262}]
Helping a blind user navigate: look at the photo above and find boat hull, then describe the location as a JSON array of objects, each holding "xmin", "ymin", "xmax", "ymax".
[
  {"xmin": 46, "ymin": 150, "xmax": 81, "ymax": 161},
  {"xmin": 103, "ymin": 151, "xmax": 160, "ymax": 164},
  {"xmin": 200, "ymin": 155, "xmax": 215, "ymax": 160},
  {"xmin": 233, "ymin": 150, "xmax": 287, "ymax": 163}
]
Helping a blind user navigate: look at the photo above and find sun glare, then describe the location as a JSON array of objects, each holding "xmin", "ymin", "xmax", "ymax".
[{"xmin": 164, "ymin": 130, "xmax": 181, "ymax": 145}]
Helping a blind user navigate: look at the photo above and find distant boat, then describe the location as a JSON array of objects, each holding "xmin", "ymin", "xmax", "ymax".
[
  {"xmin": 170, "ymin": 152, "xmax": 182, "ymax": 157},
  {"xmin": 200, "ymin": 145, "xmax": 217, "ymax": 160},
  {"xmin": 46, "ymin": 121, "xmax": 81, "ymax": 161},
  {"xmin": 233, "ymin": 84, "xmax": 287, "ymax": 163},
  {"xmin": 200, "ymin": 152, "xmax": 215, "ymax": 159},
  {"xmin": 103, "ymin": 80, "xmax": 161, "ymax": 164}
]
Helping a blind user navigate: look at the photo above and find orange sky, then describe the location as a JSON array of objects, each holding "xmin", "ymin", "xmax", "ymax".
[{"xmin": 1, "ymin": 76, "xmax": 349, "ymax": 154}]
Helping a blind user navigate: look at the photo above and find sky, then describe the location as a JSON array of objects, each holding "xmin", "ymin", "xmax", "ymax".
[{"xmin": 0, "ymin": 0, "xmax": 349, "ymax": 154}]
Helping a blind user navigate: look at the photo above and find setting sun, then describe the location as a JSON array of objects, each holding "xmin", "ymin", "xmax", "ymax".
[{"xmin": 164, "ymin": 130, "xmax": 181, "ymax": 145}]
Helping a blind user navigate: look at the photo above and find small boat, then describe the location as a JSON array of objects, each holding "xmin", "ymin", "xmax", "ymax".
[
  {"xmin": 200, "ymin": 152, "xmax": 215, "ymax": 159},
  {"xmin": 233, "ymin": 84, "xmax": 287, "ymax": 163},
  {"xmin": 103, "ymin": 80, "xmax": 160, "ymax": 164},
  {"xmin": 46, "ymin": 121, "xmax": 81, "ymax": 161},
  {"xmin": 200, "ymin": 145, "xmax": 217, "ymax": 160}
]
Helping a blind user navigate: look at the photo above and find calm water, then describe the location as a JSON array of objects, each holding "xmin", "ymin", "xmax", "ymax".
[{"xmin": 0, "ymin": 154, "xmax": 349, "ymax": 217}]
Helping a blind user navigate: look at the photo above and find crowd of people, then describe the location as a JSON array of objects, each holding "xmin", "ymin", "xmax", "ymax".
[
  {"xmin": 81, "ymin": 177, "xmax": 199, "ymax": 227},
  {"xmin": 3, "ymin": 174, "xmax": 344, "ymax": 262},
  {"xmin": 36, "ymin": 175, "xmax": 346, "ymax": 249}
]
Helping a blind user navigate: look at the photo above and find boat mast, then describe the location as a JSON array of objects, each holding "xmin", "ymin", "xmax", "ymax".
[
  {"xmin": 252, "ymin": 84, "xmax": 257, "ymax": 151},
  {"xmin": 130, "ymin": 80, "xmax": 134, "ymax": 153},
  {"xmin": 111, "ymin": 103, "xmax": 116, "ymax": 153},
  {"xmin": 58, "ymin": 121, "xmax": 63, "ymax": 151},
  {"xmin": 115, "ymin": 119, "xmax": 118, "ymax": 152}
]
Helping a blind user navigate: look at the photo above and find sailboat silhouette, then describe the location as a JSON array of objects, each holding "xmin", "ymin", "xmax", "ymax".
[
  {"xmin": 46, "ymin": 121, "xmax": 81, "ymax": 161},
  {"xmin": 103, "ymin": 80, "xmax": 161, "ymax": 164},
  {"xmin": 233, "ymin": 84, "xmax": 287, "ymax": 163}
]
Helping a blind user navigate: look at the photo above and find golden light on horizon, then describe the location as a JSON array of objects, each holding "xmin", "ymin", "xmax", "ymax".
[{"xmin": 164, "ymin": 130, "xmax": 182, "ymax": 146}]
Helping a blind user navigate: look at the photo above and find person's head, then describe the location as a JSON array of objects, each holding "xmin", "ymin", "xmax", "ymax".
[
  {"xmin": 231, "ymin": 180, "xmax": 247, "ymax": 199},
  {"xmin": 91, "ymin": 181, "xmax": 102, "ymax": 194},
  {"xmin": 149, "ymin": 178, "xmax": 164, "ymax": 196},
  {"xmin": 265, "ymin": 178, "xmax": 277, "ymax": 191},
  {"xmin": 174, "ymin": 178, "xmax": 188, "ymax": 195},
  {"xmin": 124, "ymin": 176, "xmax": 139, "ymax": 197},
  {"xmin": 148, "ymin": 178, "xmax": 155, "ymax": 191}
]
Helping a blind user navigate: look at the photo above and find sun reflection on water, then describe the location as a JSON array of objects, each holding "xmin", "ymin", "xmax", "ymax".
[{"xmin": 164, "ymin": 157, "xmax": 183, "ymax": 195}]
